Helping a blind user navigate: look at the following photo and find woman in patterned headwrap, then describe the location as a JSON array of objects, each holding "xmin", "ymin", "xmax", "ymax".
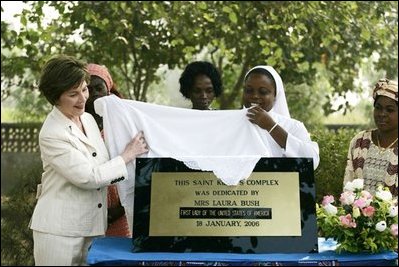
[
  {"xmin": 85, "ymin": 64, "xmax": 122, "ymax": 130},
  {"xmin": 344, "ymin": 78, "xmax": 398, "ymax": 196},
  {"xmin": 85, "ymin": 63, "xmax": 131, "ymax": 237}
]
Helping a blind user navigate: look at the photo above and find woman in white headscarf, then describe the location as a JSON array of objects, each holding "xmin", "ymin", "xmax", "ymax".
[{"xmin": 243, "ymin": 65, "xmax": 320, "ymax": 169}]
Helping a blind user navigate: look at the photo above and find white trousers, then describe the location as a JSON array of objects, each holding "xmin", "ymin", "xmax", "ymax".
[
  {"xmin": 33, "ymin": 231, "xmax": 99, "ymax": 266},
  {"xmin": 125, "ymin": 204, "xmax": 133, "ymax": 235}
]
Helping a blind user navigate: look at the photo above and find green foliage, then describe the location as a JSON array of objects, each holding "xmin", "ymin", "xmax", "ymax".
[
  {"xmin": 312, "ymin": 127, "xmax": 360, "ymax": 202},
  {"xmin": 1, "ymin": 1, "xmax": 397, "ymax": 123},
  {"xmin": 1, "ymin": 165, "xmax": 41, "ymax": 266},
  {"xmin": 285, "ymin": 77, "xmax": 326, "ymax": 127}
]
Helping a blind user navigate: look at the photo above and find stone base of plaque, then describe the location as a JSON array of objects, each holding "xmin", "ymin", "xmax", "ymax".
[{"xmin": 133, "ymin": 158, "xmax": 318, "ymax": 253}]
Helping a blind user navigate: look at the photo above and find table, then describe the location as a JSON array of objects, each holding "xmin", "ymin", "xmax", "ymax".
[{"xmin": 87, "ymin": 237, "xmax": 398, "ymax": 266}]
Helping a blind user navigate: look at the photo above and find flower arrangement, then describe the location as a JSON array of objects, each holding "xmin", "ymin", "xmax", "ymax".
[{"xmin": 317, "ymin": 179, "xmax": 398, "ymax": 253}]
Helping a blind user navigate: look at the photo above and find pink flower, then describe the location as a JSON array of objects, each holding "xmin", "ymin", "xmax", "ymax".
[
  {"xmin": 360, "ymin": 191, "xmax": 373, "ymax": 206},
  {"xmin": 317, "ymin": 185, "xmax": 398, "ymax": 253},
  {"xmin": 360, "ymin": 190, "xmax": 372, "ymax": 200},
  {"xmin": 353, "ymin": 198, "xmax": 367, "ymax": 208},
  {"xmin": 362, "ymin": 206, "xmax": 375, "ymax": 217},
  {"xmin": 322, "ymin": 195, "xmax": 335, "ymax": 206},
  {"xmin": 340, "ymin": 191, "xmax": 355, "ymax": 205},
  {"xmin": 339, "ymin": 214, "xmax": 357, "ymax": 228},
  {"xmin": 390, "ymin": 224, "xmax": 398, "ymax": 236}
]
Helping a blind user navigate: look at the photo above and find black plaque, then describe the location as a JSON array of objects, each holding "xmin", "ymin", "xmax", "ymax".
[{"xmin": 133, "ymin": 157, "xmax": 318, "ymax": 253}]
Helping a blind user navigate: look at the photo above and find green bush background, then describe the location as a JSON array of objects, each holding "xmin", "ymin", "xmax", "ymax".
[
  {"xmin": 1, "ymin": 165, "xmax": 41, "ymax": 266},
  {"xmin": 312, "ymin": 127, "xmax": 359, "ymax": 201},
  {"xmin": 0, "ymin": 127, "xmax": 359, "ymax": 265}
]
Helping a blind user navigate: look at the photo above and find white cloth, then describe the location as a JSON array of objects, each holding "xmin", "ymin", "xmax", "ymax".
[
  {"xmin": 95, "ymin": 96, "xmax": 319, "ymax": 211},
  {"xmin": 95, "ymin": 95, "xmax": 271, "ymax": 208}
]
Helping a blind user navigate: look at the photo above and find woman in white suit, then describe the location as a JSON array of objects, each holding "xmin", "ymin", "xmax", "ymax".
[{"xmin": 30, "ymin": 55, "xmax": 148, "ymax": 266}]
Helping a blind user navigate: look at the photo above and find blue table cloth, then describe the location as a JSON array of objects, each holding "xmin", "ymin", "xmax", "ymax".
[{"xmin": 87, "ymin": 237, "xmax": 398, "ymax": 266}]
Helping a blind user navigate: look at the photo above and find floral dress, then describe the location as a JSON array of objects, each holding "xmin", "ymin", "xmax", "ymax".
[{"xmin": 343, "ymin": 130, "xmax": 398, "ymax": 196}]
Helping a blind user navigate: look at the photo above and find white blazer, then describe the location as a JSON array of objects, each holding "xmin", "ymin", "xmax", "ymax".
[{"xmin": 30, "ymin": 107, "xmax": 128, "ymax": 237}]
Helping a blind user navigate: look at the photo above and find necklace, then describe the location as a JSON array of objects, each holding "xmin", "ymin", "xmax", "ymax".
[{"xmin": 377, "ymin": 134, "xmax": 398, "ymax": 154}]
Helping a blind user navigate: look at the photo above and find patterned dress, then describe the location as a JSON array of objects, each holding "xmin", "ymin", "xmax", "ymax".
[{"xmin": 343, "ymin": 130, "xmax": 398, "ymax": 196}]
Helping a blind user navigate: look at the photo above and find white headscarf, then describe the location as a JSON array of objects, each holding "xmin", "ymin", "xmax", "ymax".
[{"xmin": 244, "ymin": 65, "xmax": 291, "ymax": 118}]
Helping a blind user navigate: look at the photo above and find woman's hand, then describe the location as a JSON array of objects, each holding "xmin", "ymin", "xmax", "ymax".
[
  {"xmin": 121, "ymin": 131, "xmax": 149, "ymax": 163},
  {"xmin": 246, "ymin": 105, "xmax": 275, "ymax": 131},
  {"xmin": 246, "ymin": 106, "xmax": 288, "ymax": 148}
]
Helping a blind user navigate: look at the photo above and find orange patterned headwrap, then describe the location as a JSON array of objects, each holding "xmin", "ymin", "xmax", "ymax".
[
  {"xmin": 372, "ymin": 78, "xmax": 398, "ymax": 102},
  {"xmin": 87, "ymin": 63, "xmax": 114, "ymax": 93}
]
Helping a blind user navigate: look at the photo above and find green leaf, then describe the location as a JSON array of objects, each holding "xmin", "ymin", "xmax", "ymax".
[
  {"xmin": 20, "ymin": 15, "xmax": 27, "ymax": 26},
  {"xmin": 360, "ymin": 29, "xmax": 371, "ymax": 40},
  {"xmin": 228, "ymin": 12, "xmax": 237, "ymax": 24},
  {"xmin": 222, "ymin": 6, "xmax": 232, "ymax": 13},
  {"xmin": 198, "ymin": 2, "xmax": 207, "ymax": 10}
]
